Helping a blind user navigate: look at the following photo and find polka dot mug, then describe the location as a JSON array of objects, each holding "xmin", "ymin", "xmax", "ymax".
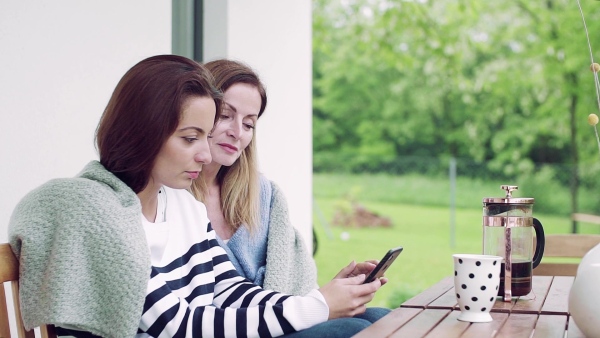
[{"xmin": 453, "ymin": 254, "xmax": 503, "ymax": 322}]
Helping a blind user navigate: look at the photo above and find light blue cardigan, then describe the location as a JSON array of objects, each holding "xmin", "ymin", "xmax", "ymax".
[{"xmin": 216, "ymin": 176, "xmax": 318, "ymax": 296}]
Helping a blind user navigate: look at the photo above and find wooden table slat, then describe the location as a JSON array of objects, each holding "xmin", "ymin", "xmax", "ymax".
[
  {"xmin": 351, "ymin": 307, "xmax": 422, "ymax": 338},
  {"xmin": 511, "ymin": 275, "xmax": 553, "ymax": 314},
  {"xmin": 428, "ymin": 286, "xmax": 459, "ymax": 310},
  {"xmin": 389, "ymin": 309, "xmax": 451, "ymax": 338},
  {"xmin": 491, "ymin": 296, "xmax": 516, "ymax": 313},
  {"xmin": 495, "ymin": 313, "xmax": 538, "ymax": 338},
  {"xmin": 540, "ymin": 276, "xmax": 573, "ymax": 315},
  {"xmin": 401, "ymin": 276, "xmax": 454, "ymax": 308},
  {"xmin": 531, "ymin": 314, "xmax": 568, "ymax": 338},
  {"xmin": 459, "ymin": 312, "xmax": 509, "ymax": 338},
  {"xmin": 423, "ymin": 311, "xmax": 469, "ymax": 338}
]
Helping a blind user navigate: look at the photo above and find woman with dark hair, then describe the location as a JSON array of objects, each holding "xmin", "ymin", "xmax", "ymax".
[
  {"xmin": 191, "ymin": 59, "xmax": 391, "ymax": 337},
  {"xmin": 8, "ymin": 54, "xmax": 383, "ymax": 338}
]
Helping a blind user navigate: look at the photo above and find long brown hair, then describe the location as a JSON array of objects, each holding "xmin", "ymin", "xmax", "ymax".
[
  {"xmin": 191, "ymin": 59, "xmax": 267, "ymax": 232},
  {"xmin": 96, "ymin": 55, "xmax": 222, "ymax": 193}
]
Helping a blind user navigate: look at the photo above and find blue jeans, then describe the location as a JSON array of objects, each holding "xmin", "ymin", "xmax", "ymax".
[
  {"xmin": 56, "ymin": 307, "xmax": 391, "ymax": 338},
  {"xmin": 282, "ymin": 307, "xmax": 391, "ymax": 338}
]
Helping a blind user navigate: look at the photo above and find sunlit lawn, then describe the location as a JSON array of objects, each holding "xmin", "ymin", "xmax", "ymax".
[{"xmin": 312, "ymin": 173, "xmax": 599, "ymax": 308}]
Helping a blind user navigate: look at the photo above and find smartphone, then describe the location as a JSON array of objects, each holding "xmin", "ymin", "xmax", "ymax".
[{"xmin": 363, "ymin": 246, "xmax": 403, "ymax": 284}]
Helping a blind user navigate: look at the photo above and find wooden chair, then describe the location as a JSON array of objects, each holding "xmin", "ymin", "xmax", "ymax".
[
  {"xmin": 534, "ymin": 234, "xmax": 600, "ymax": 276},
  {"xmin": 571, "ymin": 213, "xmax": 600, "ymax": 225},
  {"xmin": 0, "ymin": 243, "xmax": 56, "ymax": 338}
]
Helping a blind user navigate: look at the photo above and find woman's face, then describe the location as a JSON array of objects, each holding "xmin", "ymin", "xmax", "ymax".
[
  {"xmin": 150, "ymin": 96, "xmax": 216, "ymax": 190},
  {"xmin": 209, "ymin": 83, "xmax": 261, "ymax": 167}
]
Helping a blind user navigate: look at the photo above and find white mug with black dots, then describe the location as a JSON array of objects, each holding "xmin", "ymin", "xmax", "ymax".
[{"xmin": 453, "ymin": 254, "xmax": 503, "ymax": 322}]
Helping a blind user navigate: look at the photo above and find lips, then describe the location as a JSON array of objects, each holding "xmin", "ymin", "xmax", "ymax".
[
  {"xmin": 186, "ymin": 171, "xmax": 199, "ymax": 179},
  {"xmin": 218, "ymin": 143, "xmax": 238, "ymax": 153}
]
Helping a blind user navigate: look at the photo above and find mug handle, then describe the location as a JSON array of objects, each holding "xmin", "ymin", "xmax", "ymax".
[{"xmin": 532, "ymin": 217, "xmax": 545, "ymax": 269}]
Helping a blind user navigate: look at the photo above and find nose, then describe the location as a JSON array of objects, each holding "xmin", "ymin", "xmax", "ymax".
[
  {"xmin": 226, "ymin": 119, "xmax": 243, "ymax": 139},
  {"xmin": 194, "ymin": 140, "xmax": 212, "ymax": 165}
]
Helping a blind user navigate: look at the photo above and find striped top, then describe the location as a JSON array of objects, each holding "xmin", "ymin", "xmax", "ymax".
[{"xmin": 135, "ymin": 187, "xmax": 328, "ymax": 338}]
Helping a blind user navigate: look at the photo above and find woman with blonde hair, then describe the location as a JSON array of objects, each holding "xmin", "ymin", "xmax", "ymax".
[
  {"xmin": 190, "ymin": 58, "xmax": 316, "ymax": 295},
  {"xmin": 192, "ymin": 59, "xmax": 391, "ymax": 337}
]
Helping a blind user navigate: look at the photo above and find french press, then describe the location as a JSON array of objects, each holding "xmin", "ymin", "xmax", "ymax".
[{"xmin": 482, "ymin": 185, "xmax": 545, "ymax": 302}]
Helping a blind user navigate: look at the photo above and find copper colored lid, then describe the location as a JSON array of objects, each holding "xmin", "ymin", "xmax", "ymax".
[{"xmin": 482, "ymin": 185, "xmax": 534, "ymax": 205}]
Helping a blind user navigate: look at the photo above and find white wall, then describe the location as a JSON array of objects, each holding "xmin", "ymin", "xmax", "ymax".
[
  {"xmin": 0, "ymin": 1, "xmax": 171, "ymax": 243},
  {"xmin": 203, "ymin": 0, "xmax": 314, "ymax": 248}
]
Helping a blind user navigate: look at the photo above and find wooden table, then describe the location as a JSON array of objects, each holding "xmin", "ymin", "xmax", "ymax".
[{"xmin": 354, "ymin": 276, "xmax": 586, "ymax": 338}]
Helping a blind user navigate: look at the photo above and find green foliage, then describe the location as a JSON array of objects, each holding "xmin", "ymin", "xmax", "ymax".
[{"xmin": 313, "ymin": 0, "xmax": 600, "ymax": 184}]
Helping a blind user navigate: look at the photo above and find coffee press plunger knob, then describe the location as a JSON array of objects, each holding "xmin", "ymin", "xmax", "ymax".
[{"xmin": 500, "ymin": 185, "xmax": 518, "ymax": 198}]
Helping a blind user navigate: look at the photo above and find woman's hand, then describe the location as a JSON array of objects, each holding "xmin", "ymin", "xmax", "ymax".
[
  {"xmin": 318, "ymin": 274, "xmax": 382, "ymax": 319},
  {"xmin": 334, "ymin": 260, "xmax": 388, "ymax": 286}
]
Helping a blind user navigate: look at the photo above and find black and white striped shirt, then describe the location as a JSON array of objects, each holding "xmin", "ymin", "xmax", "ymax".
[{"xmin": 135, "ymin": 187, "xmax": 328, "ymax": 338}]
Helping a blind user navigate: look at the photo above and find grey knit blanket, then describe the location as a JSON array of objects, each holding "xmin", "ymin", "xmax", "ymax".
[
  {"xmin": 9, "ymin": 161, "xmax": 151, "ymax": 338},
  {"xmin": 262, "ymin": 180, "xmax": 318, "ymax": 295}
]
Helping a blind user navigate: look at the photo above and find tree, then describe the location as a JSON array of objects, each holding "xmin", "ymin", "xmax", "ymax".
[{"xmin": 313, "ymin": 0, "xmax": 600, "ymax": 218}]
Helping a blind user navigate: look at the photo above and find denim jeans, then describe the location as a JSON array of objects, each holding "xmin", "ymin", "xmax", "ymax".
[
  {"xmin": 56, "ymin": 307, "xmax": 391, "ymax": 338},
  {"xmin": 281, "ymin": 307, "xmax": 391, "ymax": 338}
]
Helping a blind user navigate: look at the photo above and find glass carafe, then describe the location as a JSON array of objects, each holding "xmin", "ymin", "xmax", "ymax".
[{"xmin": 483, "ymin": 185, "xmax": 545, "ymax": 302}]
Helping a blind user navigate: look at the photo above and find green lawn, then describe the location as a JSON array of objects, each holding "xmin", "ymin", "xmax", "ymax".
[{"xmin": 312, "ymin": 173, "xmax": 600, "ymax": 308}]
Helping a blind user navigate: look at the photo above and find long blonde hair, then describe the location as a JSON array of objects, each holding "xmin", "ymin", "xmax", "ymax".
[{"xmin": 191, "ymin": 59, "xmax": 267, "ymax": 232}]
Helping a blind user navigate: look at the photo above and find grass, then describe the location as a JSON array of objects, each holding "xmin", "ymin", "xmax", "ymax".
[{"xmin": 312, "ymin": 173, "xmax": 600, "ymax": 308}]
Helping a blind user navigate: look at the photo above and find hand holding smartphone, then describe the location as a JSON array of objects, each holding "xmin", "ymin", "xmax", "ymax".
[{"xmin": 363, "ymin": 246, "xmax": 403, "ymax": 284}]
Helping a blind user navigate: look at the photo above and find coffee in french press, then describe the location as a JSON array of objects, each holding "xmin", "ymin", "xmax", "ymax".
[{"xmin": 482, "ymin": 185, "xmax": 545, "ymax": 302}]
